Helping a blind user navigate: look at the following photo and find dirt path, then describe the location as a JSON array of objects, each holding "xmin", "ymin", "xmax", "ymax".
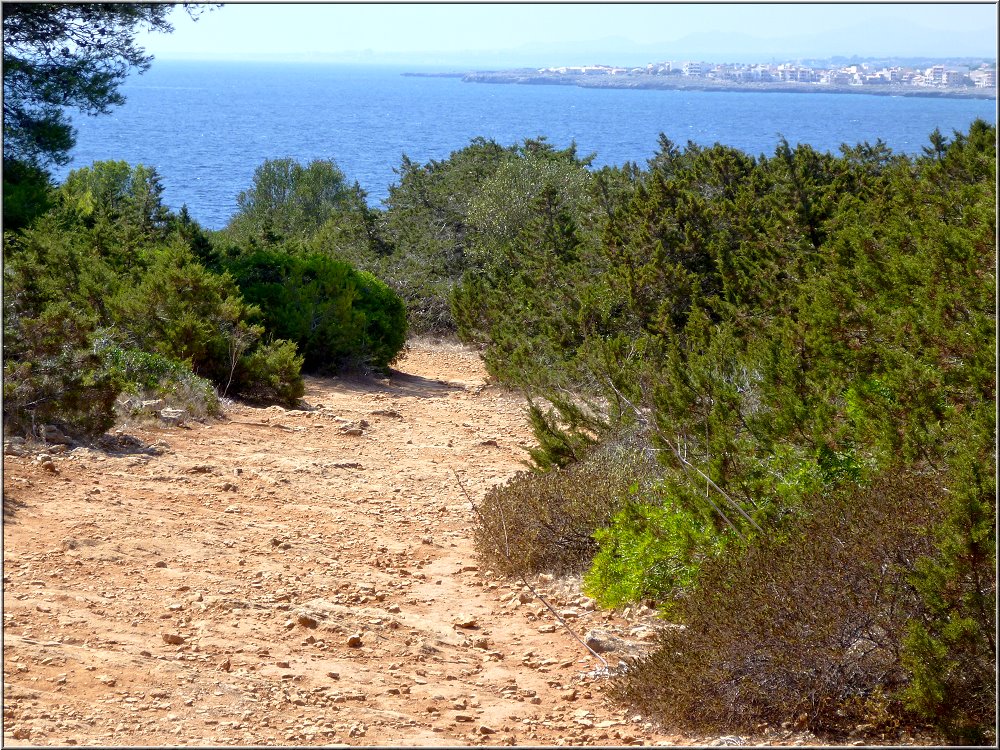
[{"xmin": 6, "ymin": 342, "xmax": 729, "ymax": 746}]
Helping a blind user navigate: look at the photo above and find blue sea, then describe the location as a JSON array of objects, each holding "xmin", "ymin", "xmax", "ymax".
[{"xmin": 53, "ymin": 61, "xmax": 997, "ymax": 230}]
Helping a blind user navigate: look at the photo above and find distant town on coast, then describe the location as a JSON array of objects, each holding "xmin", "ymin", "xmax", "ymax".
[{"xmin": 408, "ymin": 56, "xmax": 998, "ymax": 99}]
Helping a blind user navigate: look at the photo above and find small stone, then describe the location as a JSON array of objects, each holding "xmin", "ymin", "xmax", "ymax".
[
  {"xmin": 275, "ymin": 661, "xmax": 290, "ymax": 668},
  {"xmin": 479, "ymin": 725, "xmax": 498, "ymax": 735},
  {"xmin": 561, "ymin": 688, "xmax": 578, "ymax": 701},
  {"xmin": 41, "ymin": 424, "xmax": 72, "ymax": 445},
  {"xmin": 537, "ymin": 623, "xmax": 557, "ymax": 633},
  {"xmin": 454, "ymin": 616, "xmax": 478, "ymax": 629},
  {"xmin": 4, "ymin": 438, "xmax": 27, "ymax": 456},
  {"xmin": 326, "ymin": 671, "xmax": 340, "ymax": 680},
  {"xmin": 454, "ymin": 713, "xmax": 475, "ymax": 723},
  {"xmin": 161, "ymin": 633, "xmax": 185, "ymax": 645},
  {"xmin": 153, "ymin": 561, "xmax": 168, "ymax": 568},
  {"xmin": 346, "ymin": 633, "xmax": 363, "ymax": 647},
  {"xmin": 141, "ymin": 398, "xmax": 166, "ymax": 411},
  {"xmin": 296, "ymin": 612, "xmax": 319, "ymax": 628},
  {"xmin": 584, "ymin": 628, "xmax": 628, "ymax": 654}
]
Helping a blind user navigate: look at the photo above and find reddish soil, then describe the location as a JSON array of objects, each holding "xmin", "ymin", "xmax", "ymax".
[{"xmin": 3, "ymin": 342, "xmax": 818, "ymax": 747}]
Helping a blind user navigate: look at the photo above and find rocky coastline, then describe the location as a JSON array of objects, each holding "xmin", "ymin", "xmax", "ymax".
[{"xmin": 405, "ymin": 69, "xmax": 996, "ymax": 100}]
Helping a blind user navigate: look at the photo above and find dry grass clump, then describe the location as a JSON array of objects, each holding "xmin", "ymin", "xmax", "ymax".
[
  {"xmin": 405, "ymin": 334, "xmax": 477, "ymax": 354},
  {"xmin": 474, "ymin": 445, "xmax": 654, "ymax": 577},
  {"xmin": 613, "ymin": 470, "xmax": 947, "ymax": 739}
]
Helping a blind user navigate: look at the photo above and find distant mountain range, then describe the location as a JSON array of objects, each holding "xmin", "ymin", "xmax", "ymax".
[
  {"xmin": 167, "ymin": 19, "xmax": 995, "ymax": 68},
  {"xmin": 486, "ymin": 21, "xmax": 995, "ymax": 67}
]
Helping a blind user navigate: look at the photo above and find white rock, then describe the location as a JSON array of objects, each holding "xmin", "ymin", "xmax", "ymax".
[{"xmin": 159, "ymin": 407, "xmax": 187, "ymax": 425}]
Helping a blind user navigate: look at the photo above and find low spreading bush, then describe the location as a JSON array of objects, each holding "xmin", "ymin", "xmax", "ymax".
[
  {"xmin": 229, "ymin": 339, "xmax": 305, "ymax": 407},
  {"xmin": 101, "ymin": 345, "xmax": 220, "ymax": 419},
  {"xmin": 612, "ymin": 471, "xmax": 947, "ymax": 739}
]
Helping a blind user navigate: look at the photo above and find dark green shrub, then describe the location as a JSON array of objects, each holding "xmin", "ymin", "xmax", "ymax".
[
  {"xmin": 612, "ymin": 472, "xmax": 947, "ymax": 739},
  {"xmin": 3, "ymin": 158, "xmax": 54, "ymax": 231},
  {"xmin": 109, "ymin": 241, "xmax": 258, "ymax": 384},
  {"xmin": 474, "ymin": 446, "xmax": 652, "ymax": 577},
  {"xmin": 354, "ymin": 270, "xmax": 408, "ymax": 370},
  {"xmin": 226, "ymin": 250, "xmax": 406, "ymax": 373}
]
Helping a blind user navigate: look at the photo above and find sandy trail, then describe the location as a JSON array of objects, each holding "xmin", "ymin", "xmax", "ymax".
[{"xmin": 4, "ymin": 342, "xmax": 709, "ymax": 746}]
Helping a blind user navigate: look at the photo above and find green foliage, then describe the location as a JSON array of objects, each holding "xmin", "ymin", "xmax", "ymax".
[
  {"xmin": 354, "ymin": 269, "xmax": 408, "ymax": 370},
  {"xmin": 457, "ymin": 123, "xmax": 995, "ymax": 741},
  {"xmin": 381, "ymin": 136, "xmax": 597, "ymax": 334},
  {"xmin": 2, "ymin": 157, "xmax": 54, "ymax": 230},
  {"xmin": 58, "ymin": 160, "xmax": 172, "ymax": 261},
  {"xmin": 901, "ymin": 451, "xmax": 996, "ymax": 744},
  {"xmin": 229, "ymin": 339, "xmax": 305, "ymax": 407},
  {"xmin": 3, "ymin": 211, "xmax": 120, "ymax": 319},
  {"xmin": 225, "ymin": 158, "xmax": 360, "ymax": 245},
  {"xmin": 523, "ymin": 401, "xmax": 600, "ymax": 472},
  {"xmin": 2, "ymin": 301, "xmax": 121, "ymax": 438},
  {"xmin": 379, "ymin": 137, "xmax": 511, "ymax": 333},
  {"xmin": 108, "ymin": 240, "xmax": 260, "ymax": 384},
  {"xmin": 225, "ymin": 249, "xmax": 406, "ymax": 373},
  {"xmin": 465, "ymin": 140, "xmax": 594, "ymax": 266},
  {"xmin": 3, "ymin": 160, "xmax": 307, "ymax": 431},
  {"xmin": 585, "ymin": 498, "xmax": 719, "ymax": 612}
]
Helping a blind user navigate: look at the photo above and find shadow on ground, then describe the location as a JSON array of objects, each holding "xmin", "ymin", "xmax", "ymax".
[
  {"xmin": 3, "ymin": 491, "xmax": 28, "ymax": 520},
  {"xmin": 305, "ymin": 371, "xmax": 467, "ymax": 400}
]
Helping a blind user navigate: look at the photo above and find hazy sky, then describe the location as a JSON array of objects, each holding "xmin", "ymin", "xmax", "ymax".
[{"xmin": 136, "ymin": 2, "xmax": 998, "ymax": 64}]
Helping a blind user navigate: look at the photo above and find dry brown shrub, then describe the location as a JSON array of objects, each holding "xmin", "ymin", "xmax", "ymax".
[
  {"xmin": 613, "ymin": 470, "xmax": 947, "ymax": 739},
  {"xmin": 474, "ymin": 444, "xmax": 655, "ymax": 577}
]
